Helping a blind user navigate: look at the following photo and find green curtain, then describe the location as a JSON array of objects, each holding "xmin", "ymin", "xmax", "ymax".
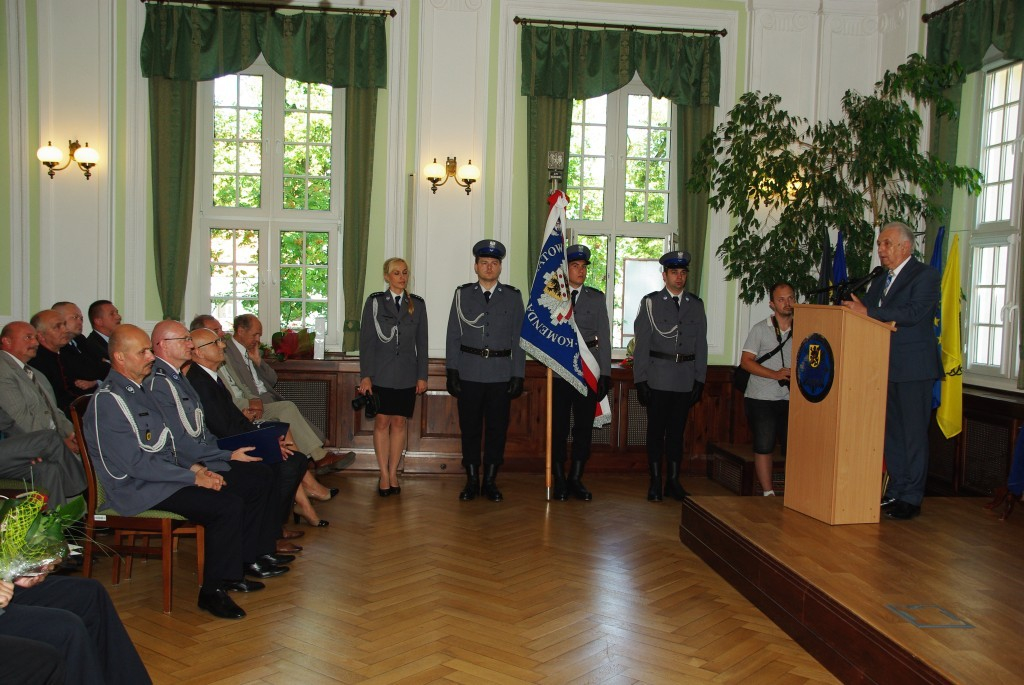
[
  {"xmin": 342, "ymin": 88, "xmax": 377, "ymax": 351},
  {"xmin": 140, "ymin": 4, "xmax": 387, "ymax": 329},
  {"xmin": 520, "ymin": 25, "xmax": 720, "ymax": 292},
  {"xmin": 926, "ymin": 0, "xmax": 1024, "ymax": 386}
]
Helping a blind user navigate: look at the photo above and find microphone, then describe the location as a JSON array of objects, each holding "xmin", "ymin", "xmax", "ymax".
[{"xmin": 837, "ymin": 266, "xmax": 884, "ymax": 303}]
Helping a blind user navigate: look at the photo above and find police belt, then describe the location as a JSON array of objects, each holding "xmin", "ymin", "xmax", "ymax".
[
  {"xmin": 460, "ymin": 345, "xmax": 512, "ymax": 358},
  {"xmin": 585, "ymin": 338, "xmax": 600, "ymax": 348},
  {"xmin": 650, "ymin": 351, "xmax": 695, "ymax": 363}
]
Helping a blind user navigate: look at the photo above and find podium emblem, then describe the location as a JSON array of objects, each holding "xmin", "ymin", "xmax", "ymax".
[{"xmin": 795, "ymin": 332, "xmax": 834, "ymax": 403}]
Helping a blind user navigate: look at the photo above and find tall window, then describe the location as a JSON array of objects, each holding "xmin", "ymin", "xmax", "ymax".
[
  {"xmin": 966, "ymin": 62, "xmax": 1022, "ymax": 382},
  {"xmin": 198, "ymin": 60, "xmax": 343, "ymax": 340},
  {"xmin": 565, "ymin": 79, "xmax": 677, "ymax": 348}
]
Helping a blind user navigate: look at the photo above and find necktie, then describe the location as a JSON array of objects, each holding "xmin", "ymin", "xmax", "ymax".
[
  {"xmin": 571, "ymin": 290, "xmax": 578, "ymax": 308},
  {"xmin": 484, "ymin": 291, "xmax": 491, "ymax": 304},
  {"xmin": 24, "ymin": 366, "xmax": 58, "ymax": 429},
  {"xmin": 672, "ymin": 295, "xmax": 680, "ymax": 309},
  {"xmin": 395, "ymin": 295, "xmax": 401, "ymax": 309},
  {"xmin": 883, "ymin": 270, "xmax": 894, "ymax": 295}
]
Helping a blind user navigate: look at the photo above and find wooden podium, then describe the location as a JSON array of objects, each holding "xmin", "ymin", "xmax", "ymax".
[{"xmin": 783, "ymin": 304, "xmax": 894, "ymax": 525}]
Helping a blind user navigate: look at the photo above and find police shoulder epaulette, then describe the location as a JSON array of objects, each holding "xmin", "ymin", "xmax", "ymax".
[
  {"xmin": 368, "ymin": 291, "xmax": 385, "ymax": 298},
  {"xmin": 583, "ymin": 285, "xmax": 605, "ymax": 296},
  {"xmin": 458, "ymin": 282, "xmax": 476, "ymax": 290},
  {"xmin": 643, "ymin": 290, "xmax": 660, "ymax": 300},
  {"xmin": 502, "ymin": 283, "xmax": 520, "ymax": 293},
  {"xmin": 409, "ymin": 293, "xmax": 425, "ymax": 302}
]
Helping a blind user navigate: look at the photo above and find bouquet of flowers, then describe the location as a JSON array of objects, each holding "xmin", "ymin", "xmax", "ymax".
[
  {"xmin": 271, "ymin": 329, "xmax": 315, "ymax": 360},
  {"xmin": 0, "ymin": 492, "xmax": 85, "ymax": 581}
]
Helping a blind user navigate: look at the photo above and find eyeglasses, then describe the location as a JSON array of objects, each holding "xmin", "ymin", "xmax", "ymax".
[
  {"xmin": 162, "ymin": 336, "xmax": 192, "ymax": 343},
  {"xmin": 195, "ymin": 337, "xmax": 225, "ymax": 349}
]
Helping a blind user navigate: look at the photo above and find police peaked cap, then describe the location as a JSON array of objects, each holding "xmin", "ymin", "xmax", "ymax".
[
  {"xmin": 473, "ymin": 239, "xmax": 506, "ymax": 260},
  {"xmin": 659, "ymin": 251, "xmax": 691, "ymax": 270}
]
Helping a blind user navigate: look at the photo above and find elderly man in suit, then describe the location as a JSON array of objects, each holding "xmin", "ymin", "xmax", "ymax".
[
  {"xmin": 52, "ymin": 302, "xmax": 109, "ymax": 398},
  {"xmin": 844, "ymin": 222, "xmax": 943, "ymax": 520},
  {"xmin": 83, "ymin": 324, "xmax": 282, "ymax": 619},
  {"xmin": 0, "ymin": 321, "xmax": 80, "ymax": 458},
  {"xmin": 632, "ymin": 251, "xmax": 708, "ymax": 503},
  {"xmin": 0, "ymin": 405, "xmax": 85, "ymax": 507},
  {"xmin": 194, "ymin": 314, "xmax": 350, "ymax": 474},
  {"xmin": 445, "ymin": 239, "xmax": 526, "ymax": 503},
  {"xmin": 27, "ymin": 309, "xmax": 76, "ymax": 416}
]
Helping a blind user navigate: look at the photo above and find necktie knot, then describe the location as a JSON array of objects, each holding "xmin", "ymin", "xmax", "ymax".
[
  {"xmin": 672, "ymin": 295, "xmax": 680, "ymax": 309},
  {"xmin": 571, "ymin": 289, "xmax": 578, "ymax": 307},
  {"xmin": 395, "ymin": 295, "xmax": 401, "ymax": 309},
  {"xmin": 484, "ymin": 291, "xmax": 491, "ymax": 303}
]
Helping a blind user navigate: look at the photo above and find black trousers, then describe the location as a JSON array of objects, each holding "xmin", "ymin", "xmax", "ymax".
[
  {"xmin": 155, "ymin": 461, "xmax": 276, "ymax": 586},
  {"xmin": 0, "ymin": 575, "xmax": 151, "ymax": 685},
  {"xmin": 457, "ymin": 380, "xmax": 511, "ymax": 468},
  {"xmin": 272, "ymin": 451, "xmax": 308, "ymax": 530},
  {"xmin": 645, "ymin": 388, "xmax": 691, "ymax": 466},
  {"xmin": 0, "ymin": 634, "xmax": 65, "ymax": 684},
  {"xmin": 551, "ymin": 376, "xmax": 598, "ymax": 464}
]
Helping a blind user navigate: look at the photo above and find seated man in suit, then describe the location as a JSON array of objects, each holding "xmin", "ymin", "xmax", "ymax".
[
  {"xmin": 0, "ymin": 405, "xmax": 86, "ymax": 507},
  {"xmin": 186, "ymin": 326, "xmax": 309, "ymax": 553},
  {"xmin": 0, "ymin": 321, "xmax": 80, "ymax": 458},
  {"xmin": 27, "ymin": 309, "xmax": 76, "ymax": 417},
  {"xmin": 52, "ymin": 302, "xmax": 109, "ymax": 398},
  {"xmin": 86, "ymin": 300, "xmax": 121, "ymax": 361},
  {"xmin": 84, "ymin": 324, "xmax": 284, "ymax": 619},
  {"xmin": 0, "ymin": 569, "xmax": 151, "ymax": 684},
  {"xmin": 191, "ymin": 314, "xmax": 352, "ymax": 475}
]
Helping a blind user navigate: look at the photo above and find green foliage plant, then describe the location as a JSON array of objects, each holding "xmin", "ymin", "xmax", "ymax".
[{"xmin": 687, "ymin": 54, "xmax": 983, "ymax": 304}]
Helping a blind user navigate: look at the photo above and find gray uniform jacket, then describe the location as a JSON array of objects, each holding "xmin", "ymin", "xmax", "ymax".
[
  {"xmin": 446, "ymin": 282, "xmax": 526, "ymax": 383},
  {"xmin": 572, "ymin": 286, "xmax": 612, "ymax": 377},
  {"xmin": 142, "ymin": 358, "xmax": 232, "ymax": 472},
  {"xmin": 0, "ymin": 351, "xmax": 74, "ymax": 438},
  {"xmin": 632, "ymin": 289, "xmax": 708, "ymax": 393},
  {"xmin": 82, "ymin": 370, "xmax": 199, "ymax": 516},
  {"xmin": 359, "ymin": 291, "xmax": 429, "ymax": 388}
]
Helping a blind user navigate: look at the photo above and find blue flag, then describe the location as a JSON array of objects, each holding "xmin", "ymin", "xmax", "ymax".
[
  {"xmin": 929, "ymin": 225, "xmax": 946, "ymax": 410},
  {"xmin": 815, "ymin": 228, "xmax": 832, "ymax": 305},
  {"xmin": 520, "ymin": 191, "xmax": 610, "ymax": 426},
  {"xmin": 832, "ymin": 231, "xmax": 848, "ymax": 301}
]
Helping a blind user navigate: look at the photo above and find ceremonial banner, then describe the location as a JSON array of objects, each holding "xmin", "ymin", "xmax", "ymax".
[
  {"xmin": 937, "ymin": 234, "xmax": 962, "ymax": 439},
  {"xmin": 928, "ymin": 225, "xmax": 946, "ymax": 410},
  {"xmin": 520, "ymin": 190, "xmax": 611, "ymax": 427}
]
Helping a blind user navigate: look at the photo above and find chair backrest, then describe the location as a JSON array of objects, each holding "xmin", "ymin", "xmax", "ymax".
[{"xmin": 69, "ymin": 394, "xmax": 102, "ymax": 519}]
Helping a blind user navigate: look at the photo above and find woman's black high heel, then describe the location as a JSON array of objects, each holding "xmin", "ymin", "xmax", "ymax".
[
  {"xmin": 306, "ymin": 488, "xmax": 339, "ymax": 502},
  {"xmin": 389, "ymin": 486, "xmax": 401, "ymax": 495},
  {"xmin": 292, "ymin": 511, "xmax": 329, "ymax": 527}
]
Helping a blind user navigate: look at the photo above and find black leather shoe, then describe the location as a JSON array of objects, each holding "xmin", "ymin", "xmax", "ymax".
[
  {"xmin": 880, "ymin": 494, "xmax": 897, "ymax": 508},
  {"xmin": 482, "ymin": 464, "xmax": 503, "ymax": 502},
  {"xmin": 459, "ymin": 465, "xmax": 479, "ymax": 501},
  {"xmin": 224, "ymin": 579, "xmax": 265, "ymax": 593},
  {"xmin": 197, "ymin": 588, "xmax": 246, "ymax": 619},
  {"xmin": 259, "ymin": 553, "xmax": 294, "ymax": 565},
  {"xmin": 245, "ymin": 561, "xmax": 290, "ymax": 579},
  {"xmin": 885, "ymin": 500, "xmax": 921, "ymax": 520}
]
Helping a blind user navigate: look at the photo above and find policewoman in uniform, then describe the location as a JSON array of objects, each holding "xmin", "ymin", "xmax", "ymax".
[
  {"xmin": 358, "ymin": 257, "xmax": 429, "ymax": 497},
  {"xmin": 551, "ymin": 244, "xmax": 611, "ymax": 501},
  {"xmin": 445, "ymin": 240, "xmax": 525, "ymax": 502},
  {"xmin": 632, "ymin": 251, "xmax": 708, "ymax": 502}
]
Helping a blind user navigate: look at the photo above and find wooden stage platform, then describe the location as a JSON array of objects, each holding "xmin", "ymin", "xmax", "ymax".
[{"xmin": 680, "ymin": 494, "xmax": 1024, "ymax": 684}]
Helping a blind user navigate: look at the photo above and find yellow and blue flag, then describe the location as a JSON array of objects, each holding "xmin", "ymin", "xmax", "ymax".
[{"xmin": 937, "ymin": 234, "xmax": 962, "ymax": 438}]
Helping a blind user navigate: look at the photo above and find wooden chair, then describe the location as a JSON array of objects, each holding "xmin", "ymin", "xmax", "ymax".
[{"xmin": 69, "ymin": 394, "xmax": 204, "ymax": 613}]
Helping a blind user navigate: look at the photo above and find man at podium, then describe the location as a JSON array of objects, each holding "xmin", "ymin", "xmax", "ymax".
[{"xmin": 843, "ymin": 222, "xmax": 942, "ymax": 521}]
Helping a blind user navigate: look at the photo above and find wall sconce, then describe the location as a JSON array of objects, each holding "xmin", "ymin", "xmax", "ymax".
[
  {"xmin": 37, "ymin": 140, "xmax": 100, "ymax": 180},
  {"xmin": 424, "ymin": 157, "xmax": 480, "ymax": 195}
]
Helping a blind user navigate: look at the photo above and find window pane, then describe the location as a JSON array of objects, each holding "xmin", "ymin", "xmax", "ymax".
[
  {"xmin": 582, "ymin": 157, "xmax": 605, "ymax": 187},
  {"xmin": 579, "ymin": 189, "xmax": 604, "ymax": 220},
  {"xmin": 624, "ymin": 191, "xmax": 644, "ymax": 222},
  {"xmin": 625, "ymin": 160, "xmax": 647, "ymax": 190},
  {"xmin": 211, "ymin": 74, "xmax": 263, "ymax": 208},
  {"xmin": 626, "ymin": 128, "xmax": 649, "ymax": 157},
  {"xmin": 570, "ymin": 124, "xmax": 584, "ymax": 155},
  {"xmin": 976, "ymin": 326, "xmax": 990, "ymax": 365},
  {"xmin": 209, "ymin": 228, "xmax": 259, "ymax": 321},
  {"xmin": 651, "ymin": 98, "xmax": 671, "ymax": 127},
  {"xmin": 583, "ymin": 125, "xmax": 606, "ymax": 155},
  {"xmin": 587, "ymin": 95, "xmax": 608, "ymax": 124},
  {"xmin": 577, "ymin": 234, "xmax": 609, "ymax": 290},
  {"xmin": 282, "ymin": 79, "xmax": 333, "ymax": 212},
  {"xmin": 278, "ymin": 230, "xmax": 330, "ymax": 330},
  {"xmin": 648, "ymin": 161, "xmax": 669, "ymax": 191},
  {"xmin": 977, "ymin": 288, "xmax": 992, "ymax": 323},
  {"xmin": 627, "ymin": 94, "xmax": 650, "ymax": 126},
  {"xmin": 647, "ymin": 193, "xmax": 667, "ymax": 223},
  {"xmin": 567, "ymin": 96, "xmax": 608, "ymax": 222}
]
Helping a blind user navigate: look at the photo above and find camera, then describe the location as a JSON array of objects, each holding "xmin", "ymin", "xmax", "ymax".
[{"xmin": 352, "ymin": 390, "xmax": 380, "ymax": 419}]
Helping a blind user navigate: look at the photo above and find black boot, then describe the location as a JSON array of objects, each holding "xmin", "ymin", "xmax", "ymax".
[
  {"xmin": 459, "ymin": 465, "xmax": 479, "ymax": 501},
  {"xmin": 664, "ymin": 460, "xmax": 689, "ymax": 501},
  {"xmin": 647, "ymin": 462, "xmax": 663, "ymax": 502},
  {"xmin": 568, "ymin": 461, "xmax": 592, "ymax": 501},
  {"xmin": 482, "ymin": 464, "xmax": 503, "ymax": 502},
  {"xmin": 552, "ymin": 461, "xmax": 568, "ymax": 501}
]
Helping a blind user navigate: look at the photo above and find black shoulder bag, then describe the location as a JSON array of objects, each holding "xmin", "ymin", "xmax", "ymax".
[{"xmin": 733, "ymin": 317, "xmax": 791, "ymax": 392}]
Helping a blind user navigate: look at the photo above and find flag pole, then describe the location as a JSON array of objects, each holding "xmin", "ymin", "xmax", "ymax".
[{"xmin": 544, "ymin": 152, "xmax": 565, "ymax": 502}]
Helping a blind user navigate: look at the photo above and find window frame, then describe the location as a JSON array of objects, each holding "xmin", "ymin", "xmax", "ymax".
[{"xmin": 194, "ymin": 58, "xmax": 345, "ymax": 345}]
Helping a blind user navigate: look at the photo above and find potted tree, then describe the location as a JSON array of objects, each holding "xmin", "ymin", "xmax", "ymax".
[{"xmin": 687, "ymin": 53, "xmax": 983, "ymax": 304}]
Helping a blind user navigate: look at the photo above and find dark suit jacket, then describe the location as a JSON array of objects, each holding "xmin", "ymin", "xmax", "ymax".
[
  {"xmin": 184, "ymin": 364, "xmax": 256, "ymax": 438},
  {"xmin": 28, "ymin": 346, "xmax": 75, "ymax": 417},
  {"xmin": 59, "ymin": 334, "xmax": 110, "ymax": 390},
  {"xmin": 862, "ymin": 256, "xmax": 943, "ymax": 383},
  {"xmin": 86, "ymin": 331, "xmax": 109, "ymax": 360}
]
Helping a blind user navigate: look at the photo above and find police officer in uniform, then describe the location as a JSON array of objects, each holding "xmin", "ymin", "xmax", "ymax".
[
  {"xmin": 632, "ymin": 251, "xmax": 708, "ymax": 502},
  {"xmin": 445, "ymin": 240, "xmax": 526, "ymax": 502},
  {"xmin": 551, "ymin": 244, "xmax": 611, "ymax": 501}
]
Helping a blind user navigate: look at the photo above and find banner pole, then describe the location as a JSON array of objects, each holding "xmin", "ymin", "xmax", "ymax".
[{"xmin": 546, "ymin": 367, "xmax": 553, "ymax": 500}]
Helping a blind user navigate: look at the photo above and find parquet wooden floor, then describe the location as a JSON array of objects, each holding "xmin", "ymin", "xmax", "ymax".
[{"xmin": 93, "ymin": 474, "xmax": 838, "ymax": 684}]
